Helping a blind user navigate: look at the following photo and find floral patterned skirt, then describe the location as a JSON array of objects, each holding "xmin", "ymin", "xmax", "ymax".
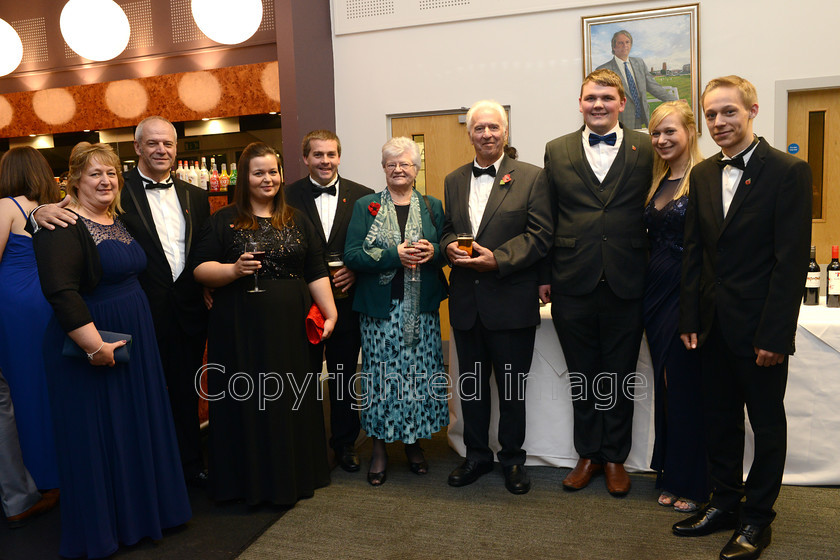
[{"xmin": 359, "ymin": 300, "xmax": 449, "ymax": 443}]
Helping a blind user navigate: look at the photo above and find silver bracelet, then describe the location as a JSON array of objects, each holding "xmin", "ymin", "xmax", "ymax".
[{"xmin": 86, "ymin": 343, "xmax": 105, "ymax": 361}]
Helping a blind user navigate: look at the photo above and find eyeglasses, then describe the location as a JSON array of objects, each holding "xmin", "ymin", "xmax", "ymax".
[{"xmin": 385, "ymin": 162, "xmax": 415, "ymax": 171}]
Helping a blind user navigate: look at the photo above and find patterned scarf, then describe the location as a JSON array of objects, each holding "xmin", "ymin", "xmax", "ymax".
[{"xmin": 362, "ymin": 187, "xmax": 423, "ymax": 346}]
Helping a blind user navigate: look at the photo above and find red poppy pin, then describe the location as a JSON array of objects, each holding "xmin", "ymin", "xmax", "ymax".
[
  {"xmin": 500, "ymin": 174, "xmax": 512, "ymax": 185},
  {"xmin": 632, "ymin": 145, "xmax": 637, "ymax": 151},
  {"xmin": 342, "ymin": 197, "xmax": 347, "ymax": 203},
  {"xmin": 368, "ymin": 201, "xmax": 381, "ymax": 216},
  {"xmin": 745, "ymin": 179, "xmax": 752, "ymax": 185}
]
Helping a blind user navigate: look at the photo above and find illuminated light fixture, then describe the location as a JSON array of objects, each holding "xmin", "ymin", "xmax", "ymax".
[
  {"xmin": 0, "ymin": 18, "xmax": 23, "ymax": 76},
  {"xmin": 191, "ymin": 0, "xmax": 262, "ymax": 45},
  {"xmin": 202, "ymin": 117, "xmax": 210, "ymax": 121},
  {"xmin": 60, "ymin": 0, "xmax": 130, "ymax": 61}
]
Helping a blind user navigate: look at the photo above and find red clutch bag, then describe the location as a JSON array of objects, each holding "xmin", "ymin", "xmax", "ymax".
[{"xmin": 305, "ymin": 303, "xmax": 325, "ymax": 344}]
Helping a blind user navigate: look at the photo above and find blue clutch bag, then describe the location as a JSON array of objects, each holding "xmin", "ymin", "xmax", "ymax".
[{"xmin": 62, "ymin": 331, "xmax": 132, "ymax": 363}]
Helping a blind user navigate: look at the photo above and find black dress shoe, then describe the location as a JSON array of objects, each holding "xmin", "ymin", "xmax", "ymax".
[
  {"xmin": 335, "ymin": 445, "xmax": 360, "ymax": 473},
  {"xmin": 673, "ymin": 506, "xmax": 739, "ymax": 537},
  {"xmin": 448, "ymin": 459, "xmax": 493, "ymax": 487},
  {"xmin": 503, "ymin": 464, "xmax": 531, "ymax": 495},
  {"xmin": 719, "ymin": 524, "xmax": 771, "ymax": 560}
]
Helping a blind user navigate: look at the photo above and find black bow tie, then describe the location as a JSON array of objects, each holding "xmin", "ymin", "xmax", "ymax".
[
  {"xmin": 589, "ymin": 132, "xmax": 617, "ymax": 146},
  {"xmin": 144, "ymin": 180, "xmax": 173, "ymax": 190},
  {"xmin": 312, "ymin": 184, "xmax": 337, "ymax": 198},
  {"xmin": 718, "ymin": 155, "xmax": 746, "ymax": 171},
  {"xmin": 472, "ymin": 165, "xmax": 496, "ymax": 178}
]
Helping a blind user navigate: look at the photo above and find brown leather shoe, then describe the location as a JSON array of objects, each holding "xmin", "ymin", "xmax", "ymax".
[
  {"xmin": 562, "ymin": 458, "xmax": 603, "ymax": 490},
  {"xmin": 6, "ymin": 489, "xmax": 60, "ymax": 529},
  {"xmin": 604, "ymin": 462, "xmax": 631, "ymax": 496}
]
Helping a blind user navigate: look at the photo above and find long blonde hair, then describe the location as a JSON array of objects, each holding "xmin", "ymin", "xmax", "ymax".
[{"xmin": 646, "ymin": 101, "xmax": 703, "ymax": 205}]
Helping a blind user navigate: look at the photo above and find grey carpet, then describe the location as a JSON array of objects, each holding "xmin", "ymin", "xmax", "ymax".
[{"xmin": 238, "ymin": 431, "xmax": 839, "ymax": 560}]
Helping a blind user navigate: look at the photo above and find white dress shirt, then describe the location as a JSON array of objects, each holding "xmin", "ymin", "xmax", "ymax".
[
  {"xmin": 721, "ymin": 141, "xmax": 758, "ymax": 218},
  {"xmin": 138, "ymin": 170, "xmax": 186, "ymax": 281},
  {"xmin": 582, "ymin": 124, "xmax": 623, "ymax": 183},
  {"xmin": 468, "ymin": 155, "xmax": 503, "ymax": 236},
  {"xmin": 310, "ymin": 175, "xmax": 339, "ymax": 240}
]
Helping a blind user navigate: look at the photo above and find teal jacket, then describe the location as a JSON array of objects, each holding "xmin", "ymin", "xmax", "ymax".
[{"xmin": 344, "ymin": 190, "xmax": 448, "ymax": 319}]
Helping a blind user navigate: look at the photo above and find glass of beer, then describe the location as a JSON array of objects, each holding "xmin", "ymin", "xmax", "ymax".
[
  {"xmin": 457, "ymin": 233, "xmax": 474, "ymax": 256},
  {"xmin": 327, "ymin": 252, "xmax": 349, "ymax": 300}
]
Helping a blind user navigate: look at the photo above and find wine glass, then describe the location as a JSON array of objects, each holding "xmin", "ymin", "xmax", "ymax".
[{"xmin": 245, "ymin": 240, "xmax": 266, "ymax": 293}]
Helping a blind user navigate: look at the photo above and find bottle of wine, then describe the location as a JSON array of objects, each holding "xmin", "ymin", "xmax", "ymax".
[
  {"xmin": 209, "ymin": 158, "xmax": 220, "ymax": 192},
  {"xmin": 230, "ymin": 163, "xmax": 237, "ymax": 186},
  {"xmin": 804, "ymin": 245, "xmax": 820, "ymax": 305},
  {"xmin": 219, "ymin": 163, "xmax": 230, "ymax": 192},
  {"xmin": 187, "ymin": 162, "xmax": 199, "ymax": 187},
  {"xmin": 200, "ymin": 157, "xmax": 209, "ymax": 190},
  {"xmin": 828, "ymin": 245, "xmax": 840, "ymax": 308}
]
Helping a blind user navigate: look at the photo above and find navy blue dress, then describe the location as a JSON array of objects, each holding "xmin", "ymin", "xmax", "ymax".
[
  {"xmin": 40, "ymin": 218, "xmax": 191, "ymax": 558},
  {"xmin": 642, "ymin": 178, "xmax": 709, "ymax": 502}
]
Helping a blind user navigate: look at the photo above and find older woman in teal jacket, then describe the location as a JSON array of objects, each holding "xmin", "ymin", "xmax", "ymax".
[{"xmin": 344, "ymin": 137, "xmax": 448, "ymax": 486}]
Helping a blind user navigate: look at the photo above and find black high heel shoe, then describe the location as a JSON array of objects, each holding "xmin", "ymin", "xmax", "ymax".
[
  {"xmin": 367, "ymin": 453, "xmax": 388, "ymax": 486},
  {"xmin": 405, "ymin": 443, "xmax": 428, "ymax": 475}
]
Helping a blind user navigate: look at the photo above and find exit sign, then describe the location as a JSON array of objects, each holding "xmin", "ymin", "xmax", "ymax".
[{"xmin": 185, "ymin": 140, "xmax": 200, "ymax": 151}]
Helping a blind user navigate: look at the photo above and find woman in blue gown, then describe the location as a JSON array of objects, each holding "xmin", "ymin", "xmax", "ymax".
[
  {"xmin": 0, "ymin": 147, "xmax": 61, "ymax": 492},
  {"xmin": 33, "ymin": 143, "xmax": 190, "ymax": 558},
  {"xmin": 643, "ymin": 101, "xmax": 710, "ymax": 513}
]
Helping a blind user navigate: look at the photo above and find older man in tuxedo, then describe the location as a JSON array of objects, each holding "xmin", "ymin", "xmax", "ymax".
[
  {"xmin": 284, "ymin": 130, "xmax": 373, "ymax": 473},
  {"xmin": 540, "ymin": 69, "xmax": 653, "ymax": 497},
  {"xmin": 32, "ymin": 116, "xmax": 210, "ymax": 487},
  {"xmin": 673, "ymin": 76, "xmax": 811, "ymax": 560},
  {"xmin": 596, "ymin": 29, "xmax": 678, "ymax": 129},
  {"xmin": 442, "ymin": 100, "xmax": 552, "ymax": 495}
]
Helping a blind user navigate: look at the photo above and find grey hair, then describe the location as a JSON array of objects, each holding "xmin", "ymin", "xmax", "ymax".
[
  {"xmin": 611, "ymin": 30, "xmax": 633, "ymax": 50},
  {"xmin": 134, "ymin": 116, "xmax": 178, "ymax": 143},
  {"xmin": 465, "ymin": 99, "xmax": 508, "ymax": 131},
  {"xmin": 381, "ymin": 137, "xmax": 421, "ymax": 168}
]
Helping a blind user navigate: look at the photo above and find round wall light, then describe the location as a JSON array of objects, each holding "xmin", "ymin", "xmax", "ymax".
[
  {"xmin": 60, "ymin": 0, "xmax": 130, "ymax": 61},
  {"xmin": 191, "ymin": 0, "xmax": 262, "ymax": 45},
  {"xmin": 0, "ymin": 19, "xmax": 23, "ymax": 76}
]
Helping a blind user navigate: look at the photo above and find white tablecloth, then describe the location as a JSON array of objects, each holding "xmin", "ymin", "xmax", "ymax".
[{"xmin": 448, "ymin": 302, "xmax": 840, "ymax": 485}]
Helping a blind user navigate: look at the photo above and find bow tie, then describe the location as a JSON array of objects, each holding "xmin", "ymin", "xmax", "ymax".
[
  {"xmin": 589, "ymin": 132, "xmax": 617, "ymax": 146},
  {"xmin": 312, "ymin": 184, "xmax": 337, "ymax": 198},
  {"xmin": 472, "ymin": 165, "xmax": 496, "ymax": 178},
  {"xmin": 717, "ymin": 155, "xmax": 746, "ymax": 171},
  {"xmin": 144, "ymin": 181, "xmax": 173, "ymax": 190}
]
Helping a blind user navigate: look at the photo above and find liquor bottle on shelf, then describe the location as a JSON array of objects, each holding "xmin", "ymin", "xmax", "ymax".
[
  {"xmin": 187, "ymin": 161, "xmax": 199, "ymax": 187},
  {"xmin": 219, "ymin": 163, "xmax": 230, "ymax": 192},
  {"xmin": 176, "ymin": 161, "xmax": 185, "ymax": 181},
  {"xmin": 828, "ymin": 245, "xmax": 840, "ymax": 308},
  {"xmin": 199, "ymin": 158, "xmax": 208, "ymax": 190},
  {"xmin": 209, "ymin": 160, "xmax": 220, "ymax": 192},
  {"xmin": 229, "ymin": 163, "xmax": 237, "ymax": 186},
  {"xmin": 804, "ymin": 245, "xmax": 820, "ymax": 306}
]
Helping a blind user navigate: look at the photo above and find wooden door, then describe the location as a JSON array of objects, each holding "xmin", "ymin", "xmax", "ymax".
[
  {"xmin": 787, "ymin": 88, "xmax": 840, "ymax": 263},
  {"xmin": 391, "ymin": 112, "xmax": 476, "ymax": 340}
]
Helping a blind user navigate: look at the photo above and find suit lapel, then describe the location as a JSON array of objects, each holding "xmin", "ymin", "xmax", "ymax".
[
  {"xmin": 567, "ymin": 130, "xmax": 605, "ymax": 200},
  {"xmin": 721, "ymin": 140, "xmax": 767, "ymax": 233},
  {"xmin": 456, "ymin": 165, "xmax": 472, "ymax": 234},
  {"xmin": 329, "ymin": 178, "xmax": 352, "ymax": 246},
  {"xmin": 174, "ymin": 181, "xmax": 193, "ymax": 257},
  {"xmin": 476, "ymin": 156, "xmax": 514, "ymax": 239},
  {"xmin": 124, "ymin": 172, "xmax": 166, "ymax": 259},
  {"xmin": 295, "ymin": 181, "xmax": 327, "ymax": 244},
  {"xmin": 603, "ymin": 130, "xmax": 638, "ymax": 207},
  {"xmin": 708, "ymin": 154, "xmax": 725, "ymax": 231}
]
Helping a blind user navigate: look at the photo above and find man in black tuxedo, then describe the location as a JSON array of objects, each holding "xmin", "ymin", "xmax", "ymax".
[
  {"xmin": 540, "ymin": 69, "xmax": 653, "ymax": 497},
  {"xmin": 673, "ymin": 76, "xmax": 811, "ymax": 560},
  {"xmin": 442, "ymin": 100, "xmax": 552, "ymax": 495},
  {"xmin": 33, "ymin": 116, "xmax": 210, "ymax": 486},
  {"xmin": 284, "ymin": 130, "xmax": 372, "ymax": 473}
]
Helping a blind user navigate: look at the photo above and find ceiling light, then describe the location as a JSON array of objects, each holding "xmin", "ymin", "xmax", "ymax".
[
  {"xmin": 191, "ymin": 0, "xmax": 262, "ymax": 45},
  {"xmin": 60, "ymin": 0, "xmax": 130, "ymax": 61},
  {"xmin": 0, "ymin": 19, "xmax": 23, "ymax": 76}
]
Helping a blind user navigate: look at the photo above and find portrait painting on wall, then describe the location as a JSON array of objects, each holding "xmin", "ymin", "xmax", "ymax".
[{"xmin": 582, "ymin": 4, "xmax": 699, "ymax": 131}]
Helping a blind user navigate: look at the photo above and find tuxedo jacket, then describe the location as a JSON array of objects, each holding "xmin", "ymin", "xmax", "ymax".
[
  {"xmin": 543, "ymin": 126, "xmax": 652, "ymax": 299},
  {"xmin": 679, "ymin": 138, "xmax": 812, "ymax": 357},
  {"xmin": 284, "ymin": 175, "xmax": 373, "ymax": 333},
  {"xmin": 120, "ymin": 167, "xmax": 210, "ymax": 339},
  {"xmin": 440, "ymin": 155, "xmax": 553, "ymax": 331},
  {"xmin": 596, "ymin": 57, "xmax": 678, "ymax": 129}
]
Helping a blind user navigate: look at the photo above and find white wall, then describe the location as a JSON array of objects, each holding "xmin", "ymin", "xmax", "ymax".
[{"xmin": 331, "ymin": 0, "xmax": 840, "ymax": 189}]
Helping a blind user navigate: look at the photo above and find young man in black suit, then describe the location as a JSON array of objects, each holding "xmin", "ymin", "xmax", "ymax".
[
  {"xmin": 32, "ymin": 116, "xmax": 211, "ymax": 486},
  {"xmin": 540, "ymin": 69, "xmax": 653, "ymax": 497},
  {"xmin": 674, "ymin": 76, "xmax": 811, "ymax": 560},
  {"xmin": 441, "ymin": 100, "xmax": 553, "ymax": 495},
  {"xmin": 284, "ymin": 130, "xmax": 373, "ymax": 473}
]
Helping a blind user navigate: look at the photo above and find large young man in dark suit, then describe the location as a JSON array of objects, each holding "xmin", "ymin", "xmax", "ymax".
[
  {"xmin": 673, "ymin": 76, "xmax": 811, "ymax": 560},
  {"xmin": 540, "ymin": 69, "xmax": 653, "ymax": 497},
  {"xmin": 284, "ymin": 130, "xmax": 373, "ymax": 473},
  {"xmin": 32, "ymin": 116, "xmax": 210, "ymax": 486},
  {"xmin": 441, "ymin": 100, "xmax": 553, "ymax": 495}
]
